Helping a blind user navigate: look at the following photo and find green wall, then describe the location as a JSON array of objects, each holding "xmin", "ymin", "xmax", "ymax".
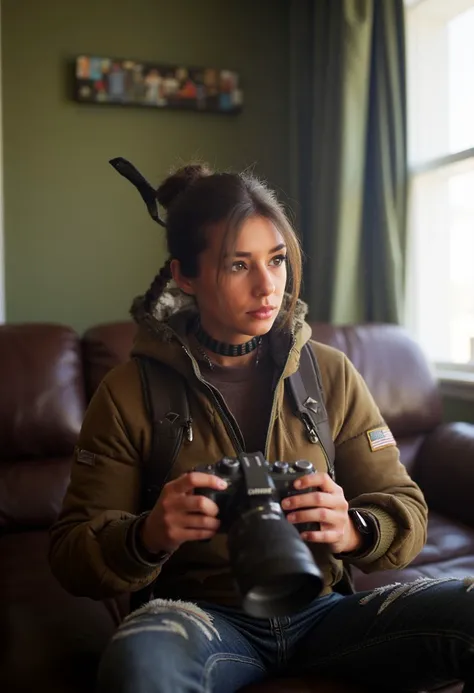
[{"xmin": 2, "ymin": 0, "xmax": 289, "ymax": 333}]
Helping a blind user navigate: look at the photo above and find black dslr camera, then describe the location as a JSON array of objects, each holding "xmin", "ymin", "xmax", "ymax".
[{"xmin": 193, "ymin": 452, "xmax": 324, "ymax": 618}]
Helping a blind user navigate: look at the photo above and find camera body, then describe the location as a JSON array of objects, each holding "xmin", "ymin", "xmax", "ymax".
[{"xmin": 193, "ymin": 455, "xmax": 318, "ymax": 533}]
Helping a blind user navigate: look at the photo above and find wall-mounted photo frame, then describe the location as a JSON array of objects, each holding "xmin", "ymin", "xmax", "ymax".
[{"xmin": 74, "ymin": 55, "xmax": 243, "ymax": 114}]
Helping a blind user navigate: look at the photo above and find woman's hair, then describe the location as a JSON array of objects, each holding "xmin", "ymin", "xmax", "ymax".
[{"xmin": 144, "ymin": 163, "xmax": 302, "ymax": 328}]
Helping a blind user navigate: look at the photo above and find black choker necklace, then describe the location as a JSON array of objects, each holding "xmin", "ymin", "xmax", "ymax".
[{"xmin": 195, "ymin": 320, "xmax": 261, "ymax": 357}]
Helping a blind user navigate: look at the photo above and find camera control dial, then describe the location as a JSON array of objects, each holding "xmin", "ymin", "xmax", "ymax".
[
  {"xmin": 294, "ymin": 460, "xmax": 314, "ymax": 473},
  {"xmin": 217, "ymin": 457, "xmax": 241, "ymax": 477},
  {"xmin": 272, "ymin": 461, "xmax": 289, "ymax": 473}
]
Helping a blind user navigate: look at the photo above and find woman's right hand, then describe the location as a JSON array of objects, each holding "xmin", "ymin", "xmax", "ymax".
[{"xmin": 139, "ymin": 472, "xmax": 228, "ymax": 555}]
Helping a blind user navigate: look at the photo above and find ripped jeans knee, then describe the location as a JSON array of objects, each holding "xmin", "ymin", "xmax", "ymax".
[
  {"xmin": 358, "ymin": 576, "xmax": 474, "ymax": 616},
  {"xmin": 97, "ymin": 599, "xmax": 266, "ymax": 693},
  {"xmin": 115, "ymin": 598, "xmax": 222, "ymax": 643}
]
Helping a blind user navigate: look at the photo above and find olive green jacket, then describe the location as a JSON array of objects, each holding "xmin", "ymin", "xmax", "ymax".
[{"xmin": 49, "ymin": 289, "xmax": 428, "ymax": 604}]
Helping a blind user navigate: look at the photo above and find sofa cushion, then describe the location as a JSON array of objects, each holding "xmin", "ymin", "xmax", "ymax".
[
  {"xmin": 0, "ymin": 531, "xmax": 120, "ymax": 693},
  {"xmin": 394, "ymin": 434, "xmax": 425, "ymax": 479},
  {"xmin": 310, "ymin": 324, "xmax": 443, "ymax": 439},
  {"xmin": 0, "ymin": 324, "xmax": 85, "ymax": 460},
  {"xmin": 0, "ymin": 325, "xmax": 85, "ymax": 528},
  {"xmin": 353, "ymin": 510, "xmax": 474, "ymax": 592},
  {"xmin": 0, "ymin": 456, "xmax": 72, "ymax": 529},
  {"xmin": 82, "ymin": 322, "xmax": 137, "ymax": 400}
]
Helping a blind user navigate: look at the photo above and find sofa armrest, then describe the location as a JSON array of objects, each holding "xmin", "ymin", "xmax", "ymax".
[{"xmin": 415, "ymin": 422, "xmax": 474, "ymax": 527}]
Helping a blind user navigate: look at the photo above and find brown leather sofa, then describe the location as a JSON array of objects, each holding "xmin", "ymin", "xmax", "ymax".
[{"xmin": 1, "ymin": 321, "xmax": 472, "ymax": 693}]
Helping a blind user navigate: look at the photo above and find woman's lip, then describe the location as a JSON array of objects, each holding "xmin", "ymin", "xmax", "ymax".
[{"xmin": 247, "ymin": 307, "xmax": 275, "ymax": 319}]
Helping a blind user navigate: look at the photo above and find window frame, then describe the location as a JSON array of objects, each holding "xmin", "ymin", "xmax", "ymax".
[{"xmin": 405, "ymin": 0, "xmax": 474, "ymax": 398}]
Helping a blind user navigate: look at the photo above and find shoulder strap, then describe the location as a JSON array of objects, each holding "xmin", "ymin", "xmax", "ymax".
[
  {"xmin": 134, "ymin": 356, "xmax": 191, "ymax": 511},
  {"xmin": 287, "ymin": 343, "xmax": 336, "ymax": 479},
  {"xmin": 131, "ymin": 356, "xmax": 190, "ymax": 613}
]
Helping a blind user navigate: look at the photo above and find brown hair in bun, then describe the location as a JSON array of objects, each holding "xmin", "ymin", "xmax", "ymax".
[{"xmin": 156, "ymin": 163, "xmax": 212, "ymax": 210}]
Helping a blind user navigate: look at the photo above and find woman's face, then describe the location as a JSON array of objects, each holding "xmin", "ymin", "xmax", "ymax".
[{"xmin": 174, "ymin": 215, "xmax": 288, "ymax": 343}]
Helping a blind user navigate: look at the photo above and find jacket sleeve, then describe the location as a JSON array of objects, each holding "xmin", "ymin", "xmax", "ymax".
[
  {"xmin": 49, "ymin": 362, "xmax": 164, "ymax": 600},
  {"xmin": 319, "ymin": 345, "xmax": 428, "ymax": 573}
]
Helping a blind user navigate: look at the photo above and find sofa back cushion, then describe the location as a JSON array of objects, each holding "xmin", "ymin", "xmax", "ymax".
[
  {"xmin": 82, "ymin": 322, "xmax": 138, "ymax": 401},
  {"xmin": 0, "ymin": 325, "xmax": 86, "ymax": 528},
  {"xmin": 310, "ymin": 323, "xmax": 443, "ymax": 474},
  {"xmin": 310, "ymin": 323, "xmax": 442, "ymax": 437}
]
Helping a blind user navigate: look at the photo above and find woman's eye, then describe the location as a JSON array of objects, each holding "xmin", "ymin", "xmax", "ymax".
[
  {"xmin": 270, "ymin": 254, "xmax": 287, "ymax": 267},
  {"xmin": 231, "ymin": 261, "xmax": 247, "ymax": 272}
]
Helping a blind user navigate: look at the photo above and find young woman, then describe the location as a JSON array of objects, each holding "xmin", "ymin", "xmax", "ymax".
[{"xmin": 49, "ymin": 163, "xmax": 474, "ymax": 693}]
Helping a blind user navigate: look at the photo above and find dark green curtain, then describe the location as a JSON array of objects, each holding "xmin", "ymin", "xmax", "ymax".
[{"xmin": 289, "ymin": 0, "xmax": 407, "ymax": 323}]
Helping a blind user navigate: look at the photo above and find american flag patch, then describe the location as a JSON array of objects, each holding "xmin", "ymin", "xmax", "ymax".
[
  {"xmin": 367, "ymin": 426, "xmax": 396, "ymax": 451},
  {"xmin": 76, "ymin": 448, "xmax": 96, "ymax": 466}
]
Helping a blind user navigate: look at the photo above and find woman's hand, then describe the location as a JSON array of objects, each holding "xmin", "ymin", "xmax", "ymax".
[
  {"xmin": 140, "ymin": 472, "xmax": 228, "ymax": 555},
  {"xmin": 281, "ymin": 472, "xmax": 362, "ymax": 554}
]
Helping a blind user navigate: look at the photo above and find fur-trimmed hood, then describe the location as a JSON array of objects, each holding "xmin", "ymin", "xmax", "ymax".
[{"xmin": 129, "ymin": 281, "xmax": 312, "ymax": 378}]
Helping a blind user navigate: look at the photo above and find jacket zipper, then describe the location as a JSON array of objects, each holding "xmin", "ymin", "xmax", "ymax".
[
  {"xmin": 184, "ymin": 421, "xmax": 193, "ymax": 443},
  {"xmin": 181, "ymin": 345, "xmax": 245, "ymax": 455},
  {"xmin": 318, "ymin": 436, "xmax": 333, "ymax": 479},
  {"xmin": 263, "ymin": 336, "xmax": 296, "ymax": 459}
]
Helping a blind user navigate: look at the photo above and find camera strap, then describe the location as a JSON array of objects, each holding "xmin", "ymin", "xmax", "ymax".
[
  {"xmin": 287, "ymin": 344, "xmax": 336, "ymax": 480},
  {"xmin": 129, "ymin": 355, "xmax": 190, "ymax": 614},
  {"xmin": 134, "ymin": 355, "xmax": 191, "ymax": 512}
]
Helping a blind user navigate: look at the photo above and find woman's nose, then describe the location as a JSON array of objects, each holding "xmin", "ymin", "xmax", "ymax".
[{"xmin": 254, "ymin": 268, "xmax": 275, "ymax": 297}]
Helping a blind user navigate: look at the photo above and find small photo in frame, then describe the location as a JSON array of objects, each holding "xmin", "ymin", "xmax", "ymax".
[{"xmin": 74, "ymin": 55, "xmax": 243, "ymax": 114}]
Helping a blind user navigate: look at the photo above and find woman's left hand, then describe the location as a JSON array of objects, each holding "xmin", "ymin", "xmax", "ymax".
[{"xmin": 281, "ymin": 472, "xmax": 362, "ymax": 554}]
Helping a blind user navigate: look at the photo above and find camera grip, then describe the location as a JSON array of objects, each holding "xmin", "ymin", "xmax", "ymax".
[{"xmin": 285, "ymin": 485, "xmax": 321, "ymax": 533}]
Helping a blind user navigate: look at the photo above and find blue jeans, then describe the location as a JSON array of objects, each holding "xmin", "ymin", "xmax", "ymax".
[{"xmin": 97, "ymin": 577, "xmax": 474, "ymax": 693}]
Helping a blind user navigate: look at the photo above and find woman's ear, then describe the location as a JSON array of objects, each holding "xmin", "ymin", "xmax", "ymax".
[{"xmin": 170, "ymin": 259, "xmax": 196, "ymax": 296}]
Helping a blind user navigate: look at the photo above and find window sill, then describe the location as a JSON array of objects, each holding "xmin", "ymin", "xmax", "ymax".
[{"xmin": 436, "ymin": 366, "xmax": 474, "ymax": 402}]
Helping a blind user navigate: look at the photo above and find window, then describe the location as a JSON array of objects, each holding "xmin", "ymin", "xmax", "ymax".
[{"xmin": 405, "ymin": 0, "xmax": 474, "ymax": 370}]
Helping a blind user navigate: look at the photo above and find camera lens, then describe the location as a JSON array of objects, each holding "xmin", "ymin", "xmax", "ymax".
[
  {"xmin": 247, "ymin": 575, "xmax": 311, "ymax": 602},
  {"xmin": 227, "ymin": 503, "xmax": 324, "ymax": 618}
]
